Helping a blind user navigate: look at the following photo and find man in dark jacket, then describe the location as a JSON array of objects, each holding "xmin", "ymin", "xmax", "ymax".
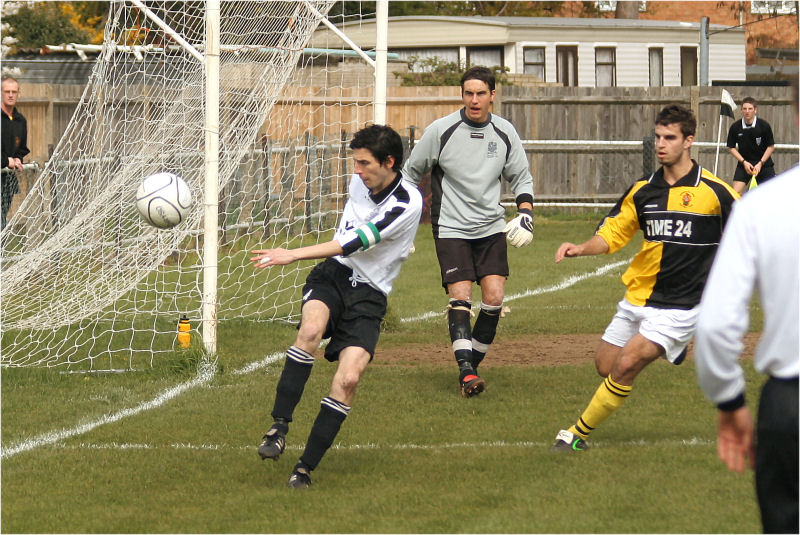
[{"xmin": 2, "ymin": 76, "xmax": 30, "ymax": 230}]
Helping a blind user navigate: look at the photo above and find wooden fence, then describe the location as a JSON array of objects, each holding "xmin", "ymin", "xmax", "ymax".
[
  {"xmin": 7, "ymin": 83, "xmax": 798, "ymax": 221},
  {"xmin": 498, "ymin": 85, "xmax": 798, "ymax": 198}
]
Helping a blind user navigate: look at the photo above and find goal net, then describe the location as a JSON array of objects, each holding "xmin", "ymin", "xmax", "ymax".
[{"xmin": 0, "ymin": 1, "xmax": 376, "ymax": 369}]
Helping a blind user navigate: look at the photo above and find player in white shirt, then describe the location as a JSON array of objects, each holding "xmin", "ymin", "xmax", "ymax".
[
  {"xmin": 250, "ymin": 125, "xmax": 422, "ymax": 489},
  {"xmin": 694, "ymin": 84, "xmax": 799, "ymax": 532}
]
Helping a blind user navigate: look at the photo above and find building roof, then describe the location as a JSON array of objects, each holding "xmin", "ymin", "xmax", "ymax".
[
  {"xmin": 310, "ymin": 15, "xmax": 745, "ymax": 49},
  {"xmin": 379, "ymin": 15, "xmax": 739, "ymax": 32}
]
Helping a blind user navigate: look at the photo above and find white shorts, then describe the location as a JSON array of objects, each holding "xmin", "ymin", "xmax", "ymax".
[{"xmin": 601, "ymin": 298, "xmax": 698, "ymax": 364}]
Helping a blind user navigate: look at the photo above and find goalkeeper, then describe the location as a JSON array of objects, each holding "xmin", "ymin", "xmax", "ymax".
[
  {"xmin": 251, "ymin": 125, "xmax": 422, "ymax": 489},
  {"xmin": 402, "ymin": 66, "xmax": 534, "ymax": 398}
]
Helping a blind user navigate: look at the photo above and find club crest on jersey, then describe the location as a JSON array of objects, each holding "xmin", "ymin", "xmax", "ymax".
[
  {"xmin": 680, "ymin": 191, "xmax": 693, "ymax": 207},
  {"xmin": 756, "ymin": 137, "xmax": 762, "ymax": 146},
  {"xmin": 487, "ymin": 141, "xmax": 498, "ymax": 158}
]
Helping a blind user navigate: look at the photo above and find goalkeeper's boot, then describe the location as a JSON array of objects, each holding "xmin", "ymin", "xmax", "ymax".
[
  {"xmin": 287, "ymin": 464, "xmax": 312, "ymax": 489},
  {"xmin": 550, "ymin": 429, "xmax": 589, "ymax": 452},
  {"xmin": 258, "ymin": 419, "xmax": 288, "ymax": 461},
  {"xmin": 459, "ymin": 366, "xmax": 486, "ymax": 398}
]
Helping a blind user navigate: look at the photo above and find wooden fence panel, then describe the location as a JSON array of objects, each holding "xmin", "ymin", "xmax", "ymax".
[{"xmin": 7, "ymin": 83, "xmax": 798, "ymax": 222}]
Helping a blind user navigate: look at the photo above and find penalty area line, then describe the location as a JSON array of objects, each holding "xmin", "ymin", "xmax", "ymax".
[{"xmin": 401, "ymin": 258, "xmax": 629, "ymax": 323}]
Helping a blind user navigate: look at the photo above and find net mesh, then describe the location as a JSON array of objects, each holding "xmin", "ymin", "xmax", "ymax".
[{"xmin": 1, "ymin": 1, "xmax": 375, "ymax": 369}]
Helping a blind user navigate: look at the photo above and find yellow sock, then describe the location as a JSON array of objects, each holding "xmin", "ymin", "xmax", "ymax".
[{"xmin": 569, "ymin": 376, "xmax": 632, "ymax": 439}]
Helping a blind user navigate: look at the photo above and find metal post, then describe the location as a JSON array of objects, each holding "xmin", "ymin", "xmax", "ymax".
[
  {"xmin": 374, "ymin": 0, "xmax": 388, "ymax": 125},
  {"xmin": 202, "ymin": 0, "xmax": 220, "ymax": 354},
  {"xmin": 699, "ymin": 17, "xmax": 709, "ymax": 86}
]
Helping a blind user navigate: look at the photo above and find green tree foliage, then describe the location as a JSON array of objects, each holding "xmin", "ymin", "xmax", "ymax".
[
  {"xmin": 4, "ymin": 2, "xmax": 90, "ymax": 49},
  {"xmin": 393, "ymin": 56, "xmax": 509, "ymax": 87},
  {"xmin": 64, "ymin": 1, "xmax": 110, "ymax": 44}
]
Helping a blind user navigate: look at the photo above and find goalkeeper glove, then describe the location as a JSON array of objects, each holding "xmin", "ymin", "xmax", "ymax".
[{"xmin": 503, "ymin": 208, "xmax": 533, "ymax": 248}]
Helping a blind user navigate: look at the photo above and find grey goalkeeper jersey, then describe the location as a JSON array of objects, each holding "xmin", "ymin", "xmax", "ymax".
[{"xmin": 403, "ymin": 108, "xmax": 534, "ymax": 239}]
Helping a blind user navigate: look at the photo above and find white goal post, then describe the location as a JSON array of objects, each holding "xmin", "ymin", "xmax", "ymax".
[{"xmin": 1, "ymin": 0, "xmax": 388, "ymax": 370}]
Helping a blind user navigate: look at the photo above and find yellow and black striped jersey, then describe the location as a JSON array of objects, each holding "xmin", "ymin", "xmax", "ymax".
[{"xmin": 596, "ymin": 162, "xmax": 739, "ymax": 309}]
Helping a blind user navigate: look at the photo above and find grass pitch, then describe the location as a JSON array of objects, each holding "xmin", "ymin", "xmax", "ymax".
[{"xmin": 1, "ymin": 213, "xmax": 764, "ymax": 533}]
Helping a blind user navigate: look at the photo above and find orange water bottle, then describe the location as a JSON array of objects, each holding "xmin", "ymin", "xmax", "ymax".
[{"xmin": 177, "ymin": 315, "xmax": 191, "ymax": 348}]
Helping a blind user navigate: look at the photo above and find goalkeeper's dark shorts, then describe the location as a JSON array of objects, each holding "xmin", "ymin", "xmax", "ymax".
[
  {"xmin": 433, "ymin": 232, "xmax": 509, "ymax": 291},
  {"xmin": 300, "ymin": 258, "xmax": 387, "ymax": 362}
]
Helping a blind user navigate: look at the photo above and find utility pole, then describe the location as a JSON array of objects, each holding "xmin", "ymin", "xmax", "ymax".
[{"xmin": 699, "ymin": 16, "xmax": 709, "ymax": 86}]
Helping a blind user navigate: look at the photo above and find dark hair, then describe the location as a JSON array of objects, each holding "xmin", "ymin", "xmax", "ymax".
[
  {"xmin": 742, "ymin": 96, "xmax": 758, "ymax": 107},
  {"xmin": 349, "ymin": 124, "xmax": 404, "ymax": 171},
  {"xmin": 655, "ymin": 104, "xmax": 696, "ymax": 138},
  {"xmin": 460, "ymin": 66, "xmax": 495, "ymax": 92}
]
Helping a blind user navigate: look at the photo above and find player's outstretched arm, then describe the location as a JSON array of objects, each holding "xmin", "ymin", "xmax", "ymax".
[
  {"xmin": 555, "ymin": 235, "xmax": 609, "ymax": 263},
  {"xmin": 251, "ymin": 241, "xmax": 344, "ymax": 268}
]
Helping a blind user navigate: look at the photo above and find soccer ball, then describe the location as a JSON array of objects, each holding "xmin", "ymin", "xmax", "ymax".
[{"xmin": 135, "ymin": 172, "xmax": 193, "ymax": 229}]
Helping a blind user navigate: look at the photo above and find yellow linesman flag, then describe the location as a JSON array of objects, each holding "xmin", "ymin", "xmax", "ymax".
[{"xmin": 748, "ymin": 173, "xmax": 758, "ymax": 191}]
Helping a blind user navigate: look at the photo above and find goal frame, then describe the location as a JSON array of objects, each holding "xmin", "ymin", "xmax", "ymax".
[{"xmin": 128, "ymin": 0, "xmax": 389, "ymax": 356}]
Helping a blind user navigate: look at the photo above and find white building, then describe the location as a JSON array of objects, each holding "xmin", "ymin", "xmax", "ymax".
[{"xmin": 311, "ymin": 16, "xmax": 746, "ymax": 87}]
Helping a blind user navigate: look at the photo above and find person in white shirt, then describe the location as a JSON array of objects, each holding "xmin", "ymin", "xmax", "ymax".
[
  {"xmin": 250, "ymin": 125, "xmax": 422, "ymax": 489},
  {"xmin": 694, "ymin": 83, "xmax": 799, "ymax": 534}
]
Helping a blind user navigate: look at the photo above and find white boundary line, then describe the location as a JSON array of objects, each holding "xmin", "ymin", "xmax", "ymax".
[
  {"xmin": 401, "ymin": 259, "xmax": 629, "ymax": 323},
  {"xmin": 1, "ymin": 259, "xmax": 628, "ymax": 460},
  {"xmin": 1, "ymin": 361, "xmax": 216, "ymax": 460},
  {"xmin": 57, "ymin": 436, "xmax": 715, "ymax": 453}
]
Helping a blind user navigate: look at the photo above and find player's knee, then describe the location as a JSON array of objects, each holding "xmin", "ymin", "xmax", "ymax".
[
  {"xmin": 612, "ymin": 353, "xmax": 648, "ymax": 383},
  {"xmin": 335, "ymin": 370, "xmax": 362, "ymax": 395},
  {"xmin": 595, "ymin": 359, "xmax": 612, "ymax": 378},
  {"xmin": 296, "ymin": 322, "xmax": 325, "ymax": 347},
  {"xmin": 481, "ymin": 291, "xmax": 503, "ymax": 307}
]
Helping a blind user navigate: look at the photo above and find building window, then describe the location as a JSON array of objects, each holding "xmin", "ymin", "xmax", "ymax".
[
  {"xmin": 751, "ymin": 1, "xmax": 796, "ymax": 14},
  {"xmin": 523, "ymin": 47, "xmax": 546, "ymax": 80},
  {"xmin": 680, "ymin": 47, "xmax": 697, "ymax": 86},
  {"xmin": 595, "ymin": 47, "xmax": 616, "ymax": 87},
  {"xmin": 466, "ymin": 47, "xmax": 503, "ymax": 69},
  {"xmin": 556, "ymin": 46, "xmax": 578, "ymax": 87},
  {"xmin": 596, "ymin": 0, "xmax": 646, "ymax": 12},
  {"xmin": 648, "ymin": 48, "xmax": 663, "ymax": 86}
]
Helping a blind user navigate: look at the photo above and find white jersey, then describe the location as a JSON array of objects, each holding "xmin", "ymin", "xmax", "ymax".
[
  {"xmin": 695, "ymin": 165, "xmax": 800, "ymax": 405},
  {"xmin": 333, "ymin": 172, "xmax": 422, "ymax": 296}
]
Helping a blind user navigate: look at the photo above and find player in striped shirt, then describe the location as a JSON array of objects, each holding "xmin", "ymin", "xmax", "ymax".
[
  {"xmin": 251, "ymin": 125, "xmax": 422, "ymax": 488},
  {"xmin": 550, "ymin": 104, "xmax": 739, "ymax": 452}
]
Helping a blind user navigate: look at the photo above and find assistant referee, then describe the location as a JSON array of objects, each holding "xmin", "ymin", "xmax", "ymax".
[{"xmin": 726, "ymin": 96, "xmax": 776, "ymax": 194}]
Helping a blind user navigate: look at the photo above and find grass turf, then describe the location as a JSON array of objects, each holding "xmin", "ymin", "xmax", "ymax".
[{"xmin": 1, "ymin": 214, "xmax": 764, "ymax": 533}]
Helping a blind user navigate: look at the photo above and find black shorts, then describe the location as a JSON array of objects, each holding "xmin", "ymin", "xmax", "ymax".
[
  {"xmin": 300, "ymin": 258, "xmax": 387, "ymax": 362},
  {"xmin": 733, "ymin": 164, "xmax": 776, "ymax": 185},
  {"xmin": 433, "ymin": 233, "xmax": 509, "ymax": 290}
]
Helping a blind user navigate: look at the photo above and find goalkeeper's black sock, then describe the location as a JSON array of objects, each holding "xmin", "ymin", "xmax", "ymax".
[
  {"xmin": 270, "ymin": 345, "xmax": 314, "ymax": 425},
  {"xmin": 299, "ymin": 397, "xmax": 350, "ymax": 471},
  {"xmin": 448, "ymin": 299, "xmax": 473, "ymax": 372},
  {"xmin": 471, "ymin": 302, "xmax": 502, "ymax": 370}
]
